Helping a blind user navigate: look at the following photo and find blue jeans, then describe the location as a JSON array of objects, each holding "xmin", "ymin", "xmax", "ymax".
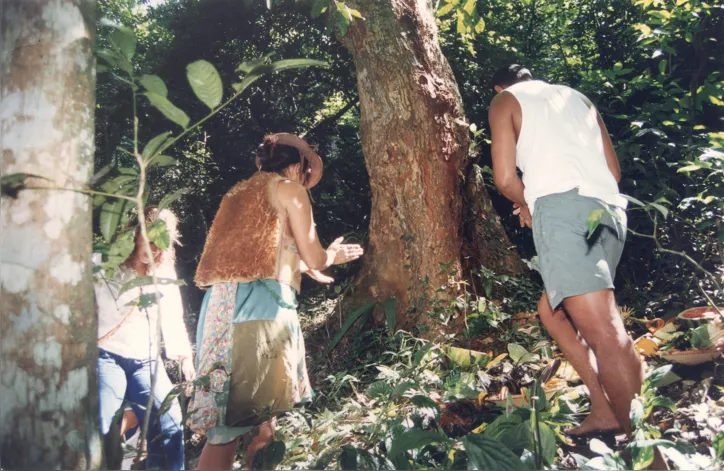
[{"xmin": 98, "ymin": 349, "xmax": 185, "ymax": 470}]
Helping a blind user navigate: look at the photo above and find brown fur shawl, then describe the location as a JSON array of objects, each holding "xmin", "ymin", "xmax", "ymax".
[{"xmin": 195, "ymin": 172, "xmax": 287, "ymax": 287}]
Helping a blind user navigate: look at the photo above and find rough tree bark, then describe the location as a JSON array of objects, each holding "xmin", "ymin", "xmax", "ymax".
[
  {"xmin": 339, "ymin": 0, "xmax": 520, "ymax": 331},
  {"xmin": 0, "ymin": 1, "xmax": 100, "ymax": 468}
]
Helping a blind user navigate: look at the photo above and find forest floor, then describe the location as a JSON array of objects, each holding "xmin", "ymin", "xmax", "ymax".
[{"xmin": 170, "ymin": 293, "xmax": 724, "ymax": 470}]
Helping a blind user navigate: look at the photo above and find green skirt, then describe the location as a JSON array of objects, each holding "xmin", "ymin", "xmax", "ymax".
[{"xmin": 186, "ymin": 280, "xmax": 312, "ymax": 445}]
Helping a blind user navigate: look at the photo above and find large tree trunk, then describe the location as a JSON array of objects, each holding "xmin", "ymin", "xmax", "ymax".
[
  {"xmin": 340, "ymin": 0, "xmax": 519, "ymax": 331},
  {"xmin": 0, "ymin": 1, "xmax": 100, "ymax": 468}
]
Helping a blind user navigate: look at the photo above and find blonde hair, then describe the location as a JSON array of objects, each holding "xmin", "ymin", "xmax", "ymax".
[{"xmin": 123, "ymin": 207, "xmax": 180, "ymax": 273}]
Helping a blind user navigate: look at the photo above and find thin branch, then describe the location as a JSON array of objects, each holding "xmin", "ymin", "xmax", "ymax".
[
  {"xmin": 132, "ymin": 73, "xmax": 165, "ymax": 465},
  {"xmin": 21, "ymin": 185, "xmax": 136, "ymax": 202}
]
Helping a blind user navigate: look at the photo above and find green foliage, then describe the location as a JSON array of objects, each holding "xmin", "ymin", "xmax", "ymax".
[
  {"xmin": 186, "ymin": 60, "xmax": 224, "ymax": 110},
  {"xmin": 463, "ymin": 435, "xmax": 524, "ymax": 470}
]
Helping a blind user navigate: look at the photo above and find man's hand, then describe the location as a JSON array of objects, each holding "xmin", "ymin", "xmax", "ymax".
[
  {"xmin": 306, "ymin": 269, "xmax": 335, "ymax": 284},
  {"xmin": 180, "ymin": 356, "xmax": 196, "ymax": 382},
  {"xmin": 513, "ymin": 203, "xmax": 532, "ymax": 228}
]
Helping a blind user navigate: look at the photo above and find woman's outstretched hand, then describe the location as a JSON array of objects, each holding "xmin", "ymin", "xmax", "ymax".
[
  {"xmin": 307, "ymin": 269, "xmax": 335, "ymax": 284},
  {"xmin": 326, "ymin": 237, "xmax": 365, "ymax": 265}
]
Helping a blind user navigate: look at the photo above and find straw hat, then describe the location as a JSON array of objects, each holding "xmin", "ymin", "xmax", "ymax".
[{"xmin": 258, "ymin": 133, "xmax": 323, "ymax": 188}]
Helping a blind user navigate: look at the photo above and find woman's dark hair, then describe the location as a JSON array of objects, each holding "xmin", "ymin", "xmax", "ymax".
[
  {"xmin": 490, "ymin": 64, "xmax": 533, "ymax": 89},
  {"xmin": 256, "ymin": 141, "xmax": 309, "ymax": 182}
]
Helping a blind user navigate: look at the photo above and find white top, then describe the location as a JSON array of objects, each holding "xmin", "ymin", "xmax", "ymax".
[
  {"xmin": 505, "ymin": 80, "xmax": 628, "ymax": 214},
  {"xmin": 93, "ymin": 254, "xmax": 193, "ymax": 361}
]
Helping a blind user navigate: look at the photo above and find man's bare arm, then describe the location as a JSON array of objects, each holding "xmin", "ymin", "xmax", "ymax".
[
  {"xmin": 596, "ymin": 113, "xmax": 621, "ymax": 183},
  {"xmin": 489, "ymin": 92, "xmax": 526, "ymax": 206}
]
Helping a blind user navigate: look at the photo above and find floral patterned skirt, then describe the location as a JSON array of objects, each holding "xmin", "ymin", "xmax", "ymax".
[{"xmin": 186, "ymin": 280, "xmax": 312, "ymax": 444}]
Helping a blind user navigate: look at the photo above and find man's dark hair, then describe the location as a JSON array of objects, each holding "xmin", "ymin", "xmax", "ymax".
[{"xmin": 490, "ymin": 64, "xmax": 533, "ymax": 88}]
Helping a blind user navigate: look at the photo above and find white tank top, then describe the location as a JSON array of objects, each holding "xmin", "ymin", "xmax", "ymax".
[{"xmin": 505, "ymin": 80, "xmax": 627, "ymax": 214}]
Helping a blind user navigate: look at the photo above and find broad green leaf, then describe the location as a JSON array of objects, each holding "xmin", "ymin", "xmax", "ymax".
[
  {"xmin": 118, "ymin": 276, "xmax": 185, "ymax": 295},
  {"xmin": 463, "ymin": 0, "xmax": 475, "ymax": 14},
  {"xmin": 334, "ymin": 2, "xmax": 352, "ymax": 37},
  {"xmin": 713, "ymin": 432, "xmax": 724, "ymax": 460},
  {"xmin": 232, "ymin": 75, "xmax": 262, "ymax": 94},
  {"xmin": 125, "ymin": 293, "xmax": 157, "ymax": 309},
  {"xmin": 627, "ymin": 439, "xmax": 676, "ymax": 450},
  {"xmin": 463, "ymin": 434, "xmax": 525, "ymax": 471},
  {"xmin": 497, "ymin": 421, "xmax": 533, "ymax": 452},
  {"xmin": 96, "ymin": 49, "xmax": 122, "ymax": 69},
  {"xmin": 328, "ymin": 302, "xmax": 375, "ymax": 350},
  {"xmin": 246, "ymin": 58, "xmax": 329, "ymax": 77},
  {"xmin": 147, "ymin": 219, "xmax": 171, "ymax": 250},
  {"xmin": 99, "ymin": 199, "xmax": 126, "ymax": 242},
  {"xmin": 139, "ymin": 74, "xmax": 168, "ymax": 97},
  {"xmin": 678, "ymin": 161, "xmax": 710, "ymax": 173},
  {"xmin": 589, "ymin": 438, "xmax": 614, "ymax": 456},
  {"xmin": 620, "ymin": 194, "xmax": 646, "ymax": 207},
  {"xmin": 632, "ymin": 442, "xmax": 654, "ymax": 470},
  {"xmin": 233, "ymin": 59, "xmax": 328, "ymax": 95},
  {"xmin": 311, "ymin": 0, "xmax": 329, "ymax": 17},
  {"xmin": 410, "ymin": 395, "xmax": 440, "ymax": 418},
  {"xmin": 145, "ymin": 93, "xmax": 190, "ymax": 129},
  {"xmin": 91, "ymin": 162, "xmax": 114, "ymax": 185},
  {"xmin": 391, "ymin": 380, "xmax": 417, "ymax": 399},
  {"xmin": 142, "ymin": 132, "xmax": 172, "ymax": 160},
  {"xmin": 484, "ymin": 413, "xmax": 522, "ymax": 440},
  {"xmin": 650, "ymin": 396, "xmax": 676, "ymax": 411},
  {"xmin": 457, "ymin": 11, "xmax": 466, "ymax": 34},
  {"xmin": 147, "ymin": 155, "xmax": 177, "ymax": 167},
  {"xmin": 658, "ymin": 60, "xmax": 667, "ymax": 75},
  {"xmin": 437, "ymin": 3, "xmax": 455, "ymax": 16},
  {"xmin": 630, "ymin": 398, "xmax": 645, "ymax": 428},
  {"xmin": 366, "ymin": 380, "xmax": 392, "ymax": 400},
  {"xmin": 690, "ymin": 324, "xmax": 712, "ymax": 349},
  {"xmin": 235, "ymin": 54, "xmax": 273, "ymax": 74},
  {"xmin": 158, "ymin": 187, "xmax": 190, "ymax": 211},
  {"xmin": 586, "ymin": 454, "xmax": 627, "ymax": 470},
  {"xmin": 508, "ymin": 343, "xmax": 529, "ymax": 363},
  {"xmin": 586, "ymin": 208, "xmax": 604, "ymax": 239},
  {"xmin": 110, "ymin": 27, "xmax": 136, "ymax": 60},
  {"xmin": 645, "ymin": 365, "xmax": 681, "ymax": 388},
  {"xmin": 388, "ymin": 430, "xmax": 448, "ymax": 457},
  {"xmin": 538, "ymin": 422, "xmax": 557, "ymax": 465},
  {"xmin": 474, "ymin": 18, "xmax": 485, "ymax": 33},
  {"xmin": 383, "ymin": 297, "xmax": 397, "ymax": 335},
  {"xmin": 187, "ymin": 60, "xmax": 224, "ymax": 110},
  {"xmin": 348, "ymin": 8, "xmax": 363, "ymax": 18},
  {"xmin": 649, "ymin": 202, "xmax": 669, "ymax": 219}
]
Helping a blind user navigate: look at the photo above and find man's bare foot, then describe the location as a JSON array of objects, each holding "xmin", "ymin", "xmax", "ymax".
[{"xmin": 564, "ymin": 412, "xmax": 622, "ymax": 436}]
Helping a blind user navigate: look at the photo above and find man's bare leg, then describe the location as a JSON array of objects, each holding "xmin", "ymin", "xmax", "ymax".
[
  {"xmin": 562, "ymin": 289, "xmax": 643, "ymax": 437},
  {"xmin": 243, "ymin": 420, "xmax": 275, "ymax": 469},
  {"xmin": 537, "ymin": 293, "xmax": 621, "ymax": 434},
  {"xmin": 196, "ymin": 438, "xmax": 240, "ymax": 470}
]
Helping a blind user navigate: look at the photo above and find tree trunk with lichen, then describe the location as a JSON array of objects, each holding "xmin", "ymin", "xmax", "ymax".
[
  {"xmin": 339, "ymin": 0, "xmax": 520, "ymax": 333},
  {"xmin": 0, "ymin": 1, "xmax": 101, "ymax": 468}
]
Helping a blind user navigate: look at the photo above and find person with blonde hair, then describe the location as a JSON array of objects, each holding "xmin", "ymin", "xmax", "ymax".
[
  {"xmin": 94, "ymin": 208, "xmax": 195, "ymax": 470},
  {"xmin": 188, "ymin": 133, "xmax": 364, "ymax": 470}
]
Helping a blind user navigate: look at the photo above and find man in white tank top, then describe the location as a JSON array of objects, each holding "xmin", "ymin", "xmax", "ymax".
[{"xmin": 488, "ymin": 65, "xmax": 643, "ymax": 439}]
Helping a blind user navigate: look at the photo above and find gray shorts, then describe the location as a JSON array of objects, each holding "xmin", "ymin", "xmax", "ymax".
[{"xmin": 532, "ymin": 189, "xmax": 627, "ymax": 309}]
